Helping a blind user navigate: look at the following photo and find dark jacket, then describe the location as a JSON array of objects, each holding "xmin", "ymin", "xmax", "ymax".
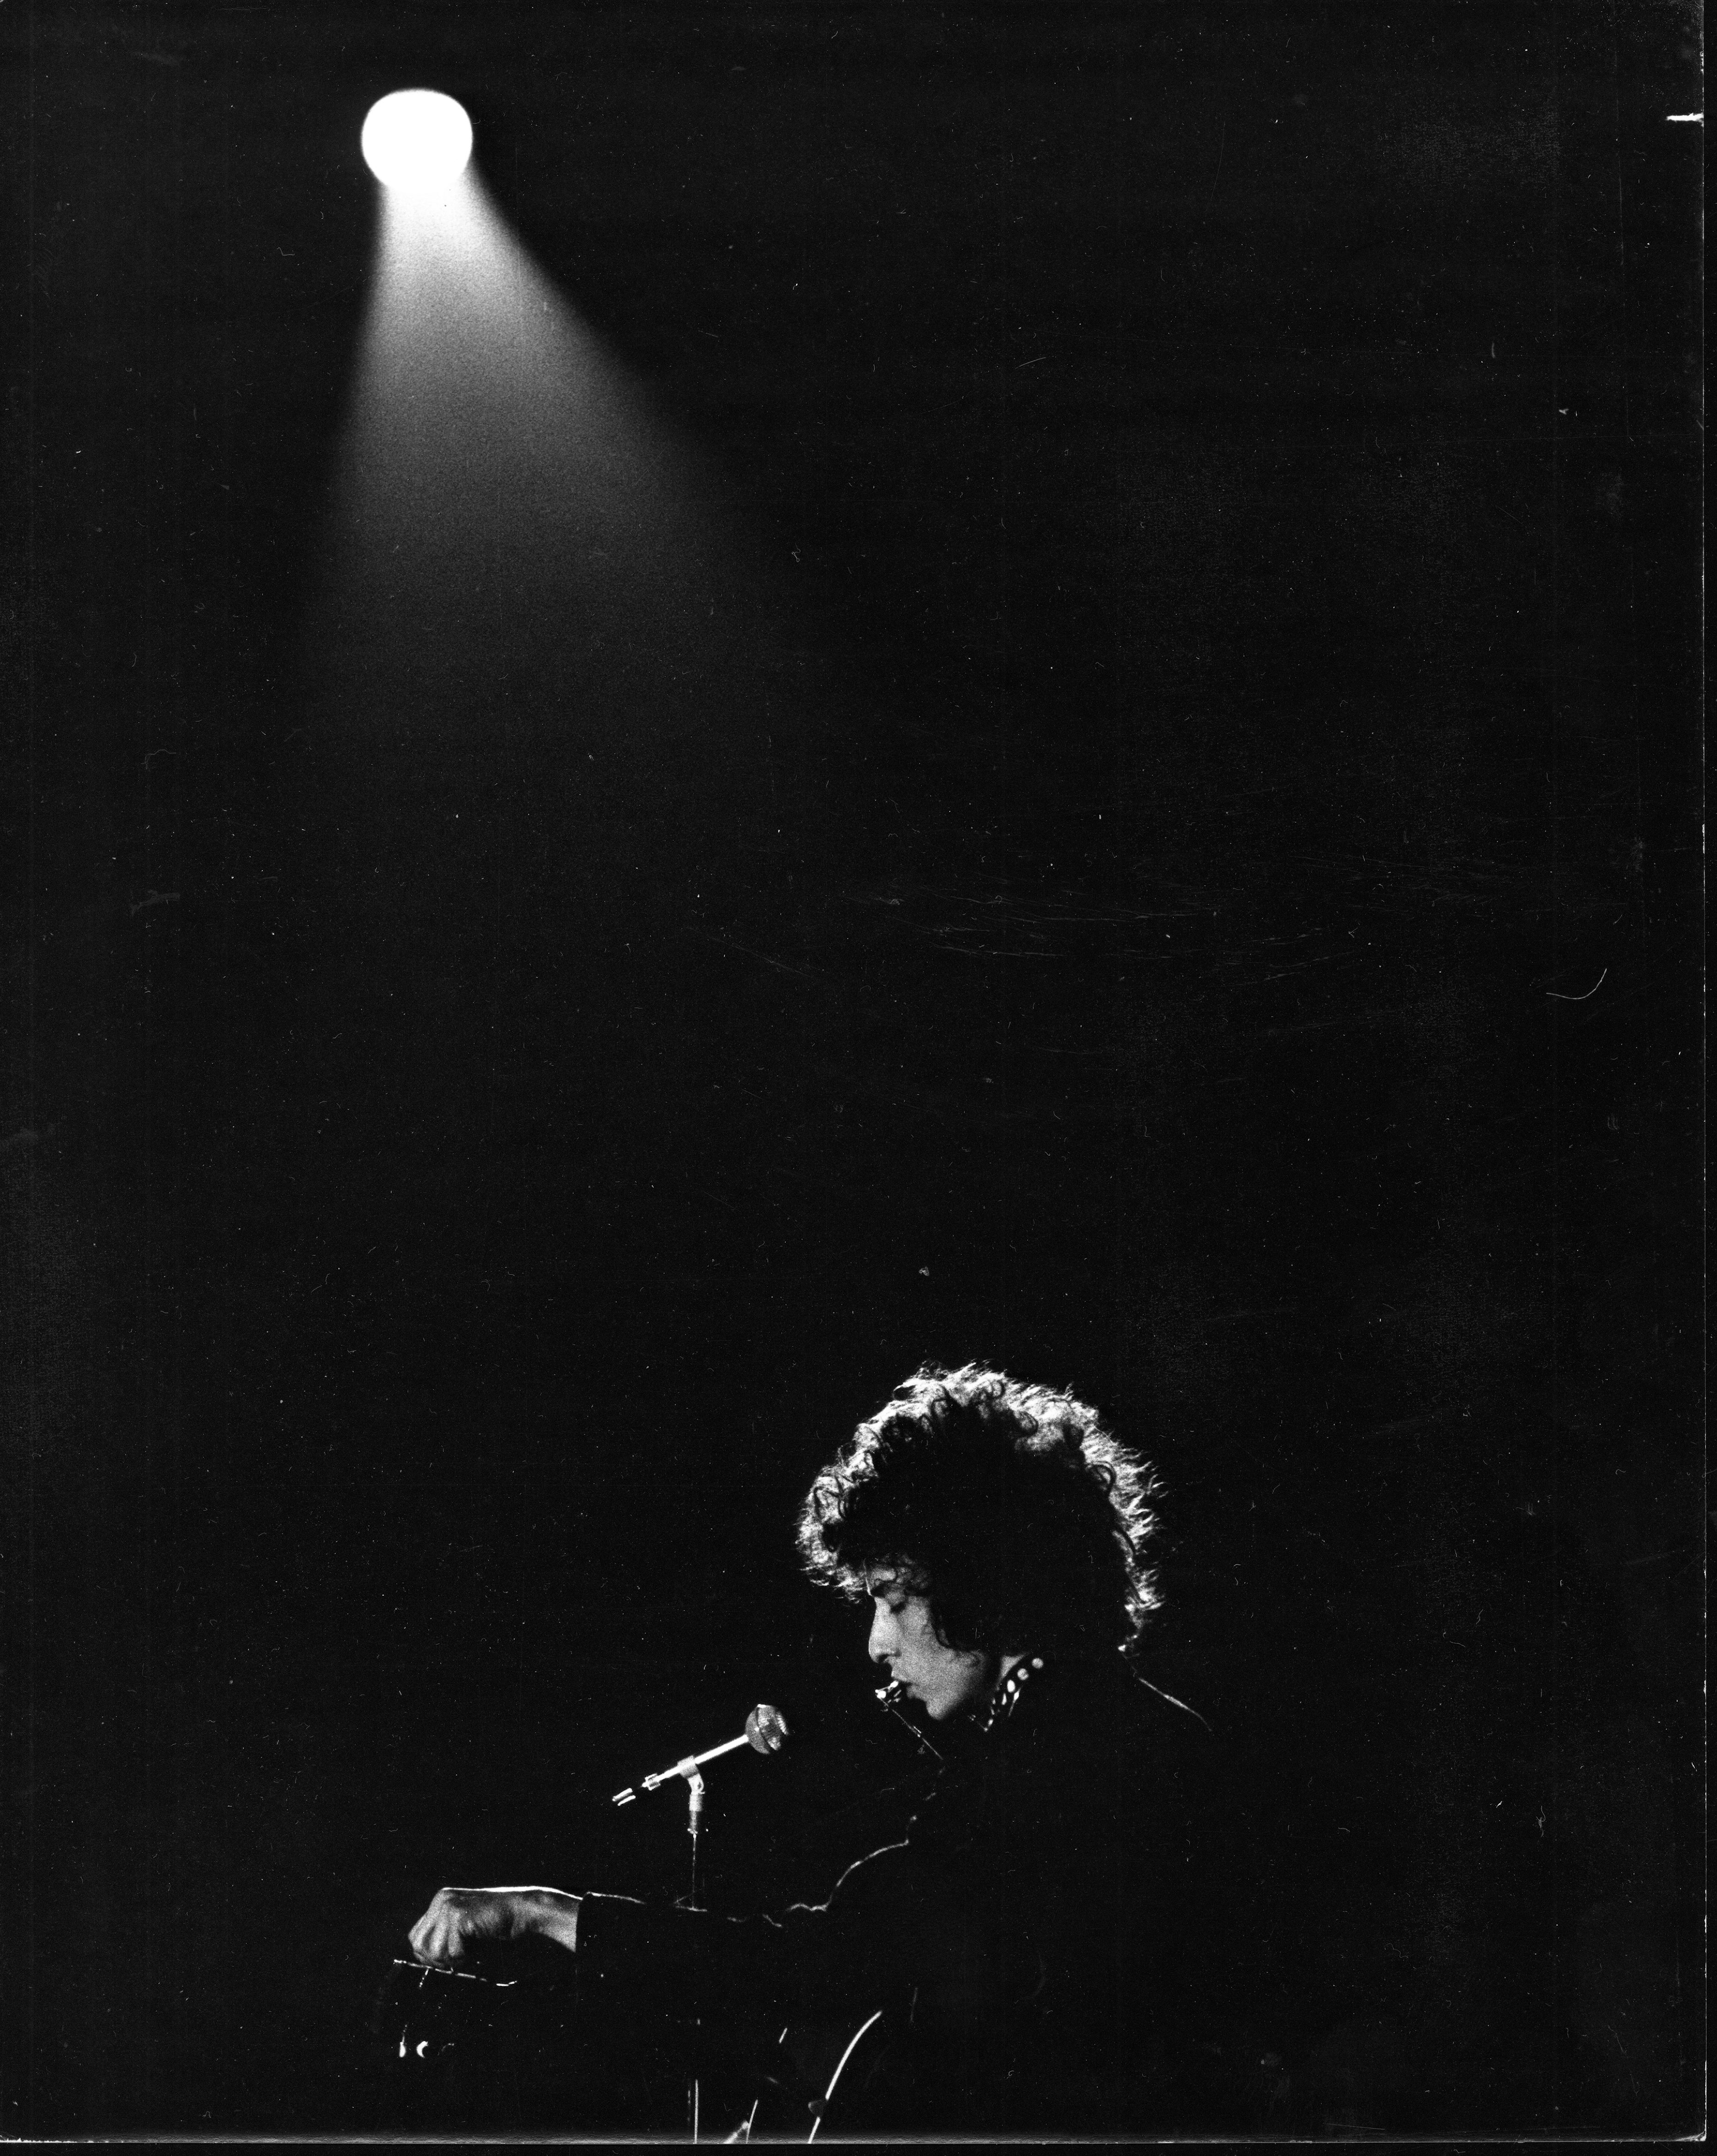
[{"xmin": 575, "ymin": 1654, "xmax": 1213, "ymax": 2134}]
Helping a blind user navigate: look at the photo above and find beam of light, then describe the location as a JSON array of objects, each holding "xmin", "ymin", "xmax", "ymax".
[
  {"xmin": 318, "ymin": 143, "xmax": 733, "ymax": 744},
  {"xmin": 299, "ymin": 108, "xmax": 837, "ymax": 1177},
  {"xmin": 360, "ymin": 90, "xmax": 473, "ymax": 197}
]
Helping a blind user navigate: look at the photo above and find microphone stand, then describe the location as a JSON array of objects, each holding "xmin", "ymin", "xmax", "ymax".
[
  {"xmin": 616, "ymin": 1744, "xmax": 716, "ymax": 2132},
  {"xmin": 611, "ymin": 1709, "xmax": 789, "ymax": 2140},
  {"xmin": 680, "ymin": 1763, "xmax": 705, "ymax": 2141}
]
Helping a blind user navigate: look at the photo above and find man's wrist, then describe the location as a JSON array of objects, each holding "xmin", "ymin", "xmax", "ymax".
[{"xmin": 521, "ymin": 1886, "xmax": 580, "ymax": 1952}]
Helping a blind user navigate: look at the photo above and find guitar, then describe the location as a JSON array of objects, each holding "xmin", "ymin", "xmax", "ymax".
[
  {"xmin": 369, "ymin": 1952, "xmax": 685, "ymax": 2132},
  {"xmin": 374, "ymin": 1958, "xmax": 903, "ymax": 2140},
  {"xmin": 374, "ymin": 1956, "xmax": 522, "ymax": 2068},
  {"xmin": 727, "ymin": 2006, "xmax": 902, "ymax": 2142}
]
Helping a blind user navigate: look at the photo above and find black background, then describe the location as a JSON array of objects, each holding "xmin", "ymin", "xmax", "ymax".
[{"xmin": 1, "ymin": 0, "xmax": 1702, "ymax": 2136}]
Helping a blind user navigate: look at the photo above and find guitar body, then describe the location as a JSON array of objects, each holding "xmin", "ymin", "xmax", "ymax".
[
  {"xmin": 371, "ymin": 1959, "xmax": 911, "ymax": 2138},
  {"xmin": 730, "ymin": 2006, "xmax": 916, "ymax": 2142},
  {"xmin": 369, "ymin": 1956, "xmax": 684, "ymax": 2134}
]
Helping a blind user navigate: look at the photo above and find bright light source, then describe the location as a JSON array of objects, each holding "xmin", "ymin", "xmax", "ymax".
[{"xmin": 361, "ymin": 90, "xmax": 473, "ymax": 194}]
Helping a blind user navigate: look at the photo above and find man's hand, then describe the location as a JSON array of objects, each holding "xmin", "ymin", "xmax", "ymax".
[{"xmin": 408, "ymin": 1885, "xmax": 580, "ymax": 1965}]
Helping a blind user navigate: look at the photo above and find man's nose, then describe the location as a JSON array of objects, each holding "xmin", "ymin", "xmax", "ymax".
[{"xmin": 867, "ymin": 1611, "xmax": 892, "ymax": 1665}]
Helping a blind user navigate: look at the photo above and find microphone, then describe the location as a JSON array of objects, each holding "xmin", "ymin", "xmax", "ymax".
[{"xmin": 610, "ymin": 1704, "xmax": 790, "ymax": 1807}]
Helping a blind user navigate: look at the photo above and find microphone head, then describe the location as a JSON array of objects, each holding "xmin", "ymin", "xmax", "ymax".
[{"xmin": 745, "ymin": 1702, "xmax": 790, "ymax": 1756}]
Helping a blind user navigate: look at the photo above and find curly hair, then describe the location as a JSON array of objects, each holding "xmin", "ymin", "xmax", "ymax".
[{"xmin": 796, "ymin": 1364, "xmax": 1161, "ymax": 1657}]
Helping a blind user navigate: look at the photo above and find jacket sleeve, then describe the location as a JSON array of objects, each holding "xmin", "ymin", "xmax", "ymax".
[{"xmin": 573, "ymin": 1831, "xmax": 969, "ymax": 2041}]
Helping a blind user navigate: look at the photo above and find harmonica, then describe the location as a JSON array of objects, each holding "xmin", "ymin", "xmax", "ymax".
[{"xmin": 874, "ymin": 1677, "xmax": 941, "ymax": 1759}]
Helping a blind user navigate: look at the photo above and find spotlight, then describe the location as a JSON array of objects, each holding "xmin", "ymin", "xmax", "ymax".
[{"xmin": 361, "ymin": 90, "xmax": 473, "ymax": 194}]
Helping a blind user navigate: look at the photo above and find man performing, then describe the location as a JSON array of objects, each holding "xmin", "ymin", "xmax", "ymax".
[{"xmin": 408, "ymin": 1363, "xmax": 1217, "ymax": 2135}]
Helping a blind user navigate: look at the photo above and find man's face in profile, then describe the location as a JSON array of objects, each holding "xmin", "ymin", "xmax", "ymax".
[{"xmin": 866, "ymin": 1568, "xmax": 997, "ymax": 1721}]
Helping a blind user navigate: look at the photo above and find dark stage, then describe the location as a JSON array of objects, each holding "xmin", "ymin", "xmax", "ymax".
[{"xmin": 1, "ymin": 1, "xmax": 1703, "ymax": 2137}]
